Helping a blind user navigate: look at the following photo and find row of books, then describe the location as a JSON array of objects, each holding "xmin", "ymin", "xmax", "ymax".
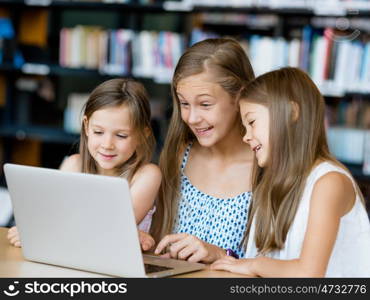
[
  {"xmin": 193, "ymin": 0, "xmax": 370, "ymax": 10},
  {"xmin": 63, "ymin": 92, "xmax": 165, "ymax": 134},
  {"xmin": 326, "ymin": 99, "xmax": 370, "ymax": 128},
  {"xmin": 59, "ymin": 26, "xmax": 185, "ymax": 83},
  {"xmin": 191, "ymin": 27, "xmax": 370, "ymax": 96},
  {"xmin": 326, "ymin": 99, "xmax": 370, "ymax": 173},
  {"xmin": 198, "ymin": 12, "xmax": 279, "ymax": 28},
  {"xmin": 327, "ymin": 127, "xmax": 370, "ymax": 174}
]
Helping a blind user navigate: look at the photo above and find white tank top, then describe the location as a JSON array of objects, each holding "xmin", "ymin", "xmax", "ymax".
[{"xmin": 245, "ymin": 161, "xmax": 370, "ymax": 277}]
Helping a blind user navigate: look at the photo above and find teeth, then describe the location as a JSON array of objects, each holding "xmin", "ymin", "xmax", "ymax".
[
  {"xmin": 197, "ymin": 127, "xmax": 212, "ymax": 132},
  {"xmin": 254, "ymin": 145, "xmax": 262, "ymax": 152}
]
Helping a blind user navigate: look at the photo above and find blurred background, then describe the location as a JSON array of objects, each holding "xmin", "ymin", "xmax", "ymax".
[{"xmin": 0, "ymin": 0, "xmax": 369, "ymax": 227}]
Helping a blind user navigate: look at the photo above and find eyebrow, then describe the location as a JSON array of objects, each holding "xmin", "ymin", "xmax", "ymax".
[
  {"xmin": 177, "ymin": 92, "xmax": 214, "ymax": 100},
  {"xmin": 242, "ymin": 112, "xmax": 255, "ymax": 120},
  {"xmin": 90, "ymin": 123, "xmax": 131, "ymax": 132}
]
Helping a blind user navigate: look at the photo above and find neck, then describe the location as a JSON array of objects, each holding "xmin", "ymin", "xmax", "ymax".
[{"xmin": 97, "ymin": 166, "xmax": 118, "ymax": 177}]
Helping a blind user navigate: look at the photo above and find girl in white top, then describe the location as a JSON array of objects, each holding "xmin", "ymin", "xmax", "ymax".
[
  {"xmin": 7, "ymin": 78, "xmax": 161, "ymax": 251},
  {"xmin": 211, "ymin": 67, "xmax": 370, "ymax": 277}
]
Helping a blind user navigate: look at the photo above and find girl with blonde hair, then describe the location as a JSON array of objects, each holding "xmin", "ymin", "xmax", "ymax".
[
  {"xmin": 211, "ymin": 67, "xmax": 370, "ymax": 277},
  {"xmin": 8, "ymin": 78, "xmax": 161, "ymax": 250},
  {"xmin": 152, "ymin": 38, "xmax": 256, "ymax": 262}
]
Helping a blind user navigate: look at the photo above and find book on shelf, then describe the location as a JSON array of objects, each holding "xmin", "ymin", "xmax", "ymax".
[
  {"xmin": 0, "ymin": 17, "xmax": 19, "ymax": 66},
  {"xmin": 364, "ymin": 131, "xmax": 370, "ymax": 176},
  {"xmin": 327, "ymin": 127, "xmax": 367, "ymax": 164},
  {"xmin": 326, "ymin": 98, "xmax": 370, "ymax": 171},
  {"xmin": 18, "ymin": 10, "xmax": 48, "ymax": 48},
  {"xmin": 0, "ymin": 75, "xmax": 5, "ymax": 107},
  {"xmin": 64, "ymin": 93, "xmax": 89, "ymax": 134},
  {"xmin": 59, "ymin": 26, "xmax": 185, "ymax": 82},
  {"xmin": 132, "ymin": 30, "xmax": 156, "ymax": 78},
  {"xmin": 103, "ymin": 29, "xmax": 134, "ymax": 76},
  {"xmin": 190, "ymin": 27, "xmax": 370, "ymax": 96},
  {"xmin": 189, "ymin": 28, "xmax": 218, "ymax": 46}
]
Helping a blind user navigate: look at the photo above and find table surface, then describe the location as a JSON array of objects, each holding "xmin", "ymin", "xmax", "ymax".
[{"xmin": 0, "ymin": 227, "xmax": 248, "ymax": 278}]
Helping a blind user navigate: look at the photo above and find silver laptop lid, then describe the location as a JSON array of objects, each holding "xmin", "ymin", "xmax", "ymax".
[{"xmin": 4, "ymin": 163, "xmax": 146, "ymax": 277}]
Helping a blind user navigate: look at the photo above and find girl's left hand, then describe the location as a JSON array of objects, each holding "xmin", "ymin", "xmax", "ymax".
[
  {"xmin": 138, "ymin": 230, "xmax": 155, "ymax": 251},
  {"xmin": 7, "ymin": 226, "xmax": 21, "ymax": 247},
  {"xmin": 211, "ymin": 256, "xmax": 257, "ymax": 276}
]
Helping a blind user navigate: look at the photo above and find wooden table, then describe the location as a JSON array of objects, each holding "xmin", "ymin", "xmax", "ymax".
[{"xmin": 0, "ymin": 227, "xmax": 246, "ymax": 278}]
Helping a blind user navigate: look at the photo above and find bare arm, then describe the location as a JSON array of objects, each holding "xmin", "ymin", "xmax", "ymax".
[
  {"xmin": 212, "ymin": 171, "xmax": 355, "ymax": 277},
  {"xmin": 130, "ymin": 163, "xmax": 162, "ymax": 224}
]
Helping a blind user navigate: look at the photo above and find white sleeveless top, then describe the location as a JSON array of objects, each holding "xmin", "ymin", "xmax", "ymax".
[{"xmin": 245, "ymin": 162, "xmax": 370, "ymax": 277}]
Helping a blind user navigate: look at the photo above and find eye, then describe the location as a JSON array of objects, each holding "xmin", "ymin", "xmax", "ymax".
[
  {"xmin": 117, "ymin": 134, "xmax": 128, "ymax": 139},
  {"xmin": 179, "ymin": 101, "xmax": 189, "ymax": 107},
  {"xmin": 201, "ymin": 103, "xmax": 212, "ymax": 108},
  {"xmin": 93, "ymin": 131, "xmax": 103, "ymax": 135},
  {"xmin": 248, "ymin": 120, "xmax": 255, "ymax": 126}
]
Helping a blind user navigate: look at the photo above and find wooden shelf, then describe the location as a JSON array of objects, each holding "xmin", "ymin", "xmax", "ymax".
[{"xmin": 0, "ymin": 125, "xmax": 79, "ymax": 144}]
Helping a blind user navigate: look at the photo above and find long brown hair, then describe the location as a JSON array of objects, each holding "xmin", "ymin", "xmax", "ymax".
[
  {"xmin": 150, "ymin": 38, "xmax": 255, "ymax": 241},
  {"xmin": 240, "ymin": 67, "xmax": 365, "ymax": 254},
  {"xmin": 80, "ymin": 78, "xmax": 155, "ymax": 182}
]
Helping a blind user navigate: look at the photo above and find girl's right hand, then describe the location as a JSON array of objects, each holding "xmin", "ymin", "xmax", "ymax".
[
  {"xmin": 7, "ymin": 226, "xmax": 21, "ymax": 247},
  {"xmin": 154, "ymin": 233, "xmax": 226, "ymax": 263}
]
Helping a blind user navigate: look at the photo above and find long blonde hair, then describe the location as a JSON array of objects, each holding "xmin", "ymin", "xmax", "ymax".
[
  {"xmin": 240, "ymin": 67, "xmax": 365, "ymax": 254},
  {"xmin": 150, "ymin": 38, "xmax": 255, "ymax": 241},
  {"xmin": 79, "ymin": 78, "xmax": 155, "ymax": 182}
]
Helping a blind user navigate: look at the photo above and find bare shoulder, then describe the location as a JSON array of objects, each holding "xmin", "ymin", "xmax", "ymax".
[
  {"xmin": 311, "ymin": 171, "xmax": 355, "ymax": 216},
  {"xmin": 59, "ymin": 154, "xmax": 82, "ymax": 173},
  {"xmin": 136, "ymin": 163, "xmax": 162, "ymax": 179},
  {"xmin": 132, "ymin": 163, "xmax": 162, "ymax": 183},
  {"xmin": 315, "ymin": 171, "xmax": 354, "ymax": 195}
]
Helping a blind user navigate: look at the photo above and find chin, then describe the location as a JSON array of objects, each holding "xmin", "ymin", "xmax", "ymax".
[
  {"xmin": 97, "ymin": 162, "xmax": 115, "ymax": 170},
  {"xmin": 257, "ymin": 159, "xmax": 267, "ymax": 168},
  {"xmin": 196, "ymin": 137, "xmax": 217, "ymax": 148}
]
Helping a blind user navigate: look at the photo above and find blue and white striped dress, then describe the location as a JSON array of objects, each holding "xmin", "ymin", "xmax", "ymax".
[{"xmin": 173, "ymin": 143, "xmax": 252, "ymax": 258}]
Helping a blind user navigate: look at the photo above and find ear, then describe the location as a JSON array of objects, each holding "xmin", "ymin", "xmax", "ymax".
[
  {"xmin": 144, "ymin": 126, "xmax": 151, "ymax": 138},
  {"xmin": 83, "ymin": 116, "xmax": 89, "ymax": 136},
  {"xmin": 291, "ymin": 101, "xmax": 300, "ymax": 122}
]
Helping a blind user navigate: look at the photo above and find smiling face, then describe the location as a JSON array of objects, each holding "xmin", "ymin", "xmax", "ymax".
[
  {"xmin": 176, "ymin": 71, "xmax": 240, "ymax": 147},
  {"xmin": 240, "ymin": 100, "xmax": 270, "ymax": 168},
  {"xmin": 84, "ymin": 104, "xmax": 138, "ymax": 176}
]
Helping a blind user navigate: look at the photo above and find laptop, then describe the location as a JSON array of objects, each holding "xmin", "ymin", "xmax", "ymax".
[{"xmin": 4, "ymin": 163, "xmax": 205, "ymax": 278}]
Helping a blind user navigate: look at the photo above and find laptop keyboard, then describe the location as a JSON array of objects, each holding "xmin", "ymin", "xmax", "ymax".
[{"xmin": 144, "ymin": 264, "xmax": 173, "ymax": 274}]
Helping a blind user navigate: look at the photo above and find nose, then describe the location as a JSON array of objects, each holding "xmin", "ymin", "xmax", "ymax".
[
  {"xmin": 187, "ymin": 107, "xmax": 201, "ymax": 125},
  {"xmin": 101, "ymin": 134, "xmax": 114, "ymax": 149},
  {"xmin": 242, "ymin": 129, "xmax": 251, "ymax": 144}
]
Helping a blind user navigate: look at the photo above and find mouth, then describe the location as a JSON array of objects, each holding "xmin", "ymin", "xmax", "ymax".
[
  {"xmin": 252, "ymin": 144, "xmax": 262, "ymax": 153},
  {"xmin": 99, "ymin": 153, "xmax": 117, "ymax": 160},
  {"xmin": 194, "ymin": 126, "xmax": 214, "ymax": 136}
]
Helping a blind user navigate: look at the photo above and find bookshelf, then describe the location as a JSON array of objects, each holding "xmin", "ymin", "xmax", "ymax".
[{"xmin": 0, "ymin": 0, "xmax": 369, "ymax": 210}]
